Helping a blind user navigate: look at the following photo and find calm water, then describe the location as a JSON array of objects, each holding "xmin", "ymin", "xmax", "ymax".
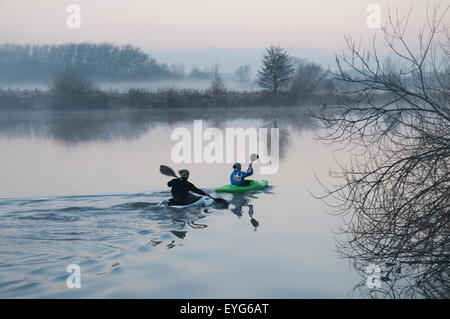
[{"xmin": 0, "ymin": 107, "xmax": 362, "ymax": 298}]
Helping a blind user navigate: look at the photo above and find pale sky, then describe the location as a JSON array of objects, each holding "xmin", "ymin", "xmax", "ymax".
[{"xmin": 0, "ymin": 0, "xmax": 445, "ymax": 70}]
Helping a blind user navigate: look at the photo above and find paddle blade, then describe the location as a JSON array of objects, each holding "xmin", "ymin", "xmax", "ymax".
[
  {"xmin": 160, "ymin": 165, "xmax": 177, "ymax": 178},
  {"xmin": 213, "ymin": 197, "xmax": 229, "ymax": 208},
  {"xmin": 250, "ymin": 153, "xmax": 259, "ymax": 163},
  {"xmin": 250, "ymin": 218, "xmax": 259, "ymax": 228}
]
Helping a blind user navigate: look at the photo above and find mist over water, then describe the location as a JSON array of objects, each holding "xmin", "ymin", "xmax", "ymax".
[
  {"xmin": 0, "ymin": 106, "xmax": 362, "ymax": 298},
  {"xmin": 1, "ymin": 79, "xmax": 259, "ymax": 93},
  {"xmin": 0, "ymin": 0, "xmax": 444, "ymax": 300}
]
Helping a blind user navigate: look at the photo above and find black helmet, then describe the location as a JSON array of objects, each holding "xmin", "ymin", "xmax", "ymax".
[
  {"xmin": 232, "ymin": 162, "xmax": 241, "ymax": 170},
  {"xmin": 178, "ymin": 169, "xmax": 190, "ymax": 179}
]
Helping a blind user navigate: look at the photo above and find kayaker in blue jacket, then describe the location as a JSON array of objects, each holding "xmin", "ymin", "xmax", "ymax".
[{"xmin": 230, "ymin": 162, "xmax": 253, "ymax": 186}]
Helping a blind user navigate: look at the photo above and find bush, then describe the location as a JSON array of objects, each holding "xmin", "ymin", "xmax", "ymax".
[
  {"xmin": 51, "ymin": 70, "xmax": 108, "ymax": 109},
  {"xmin": 0, "ymin": 89, "xmax": 30, "ymax": 111},
  {"xmin": 288, "ymin": 61, "xmax": 329, "ymax": 104}
]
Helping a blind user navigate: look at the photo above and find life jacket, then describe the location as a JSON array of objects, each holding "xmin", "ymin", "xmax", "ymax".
[{"xmin": 230, "ymin": 166, "xmax": 253, "ymax": 186}]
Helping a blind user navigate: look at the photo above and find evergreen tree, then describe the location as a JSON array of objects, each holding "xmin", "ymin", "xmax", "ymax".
[{"xmin": 257, "ymin": 45, "xmax": 294, "ymax": 95}]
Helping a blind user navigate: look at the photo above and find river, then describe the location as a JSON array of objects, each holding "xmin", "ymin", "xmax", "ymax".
[{"xmin": 0, "ymin": 106, "xmax": 362, "ymax": 298}]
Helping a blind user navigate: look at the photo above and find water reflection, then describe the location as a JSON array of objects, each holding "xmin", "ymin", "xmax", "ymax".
[
  {"xmin": 0, "ymin": 106, "xmax": 370, "ymax": 298},
  {"xmin": 0, "ymin": 187, "xmax": 272, "ymax": 297},
  {"xmin": 229, "ymin": 195, "xmax": 259, "ymax": 231},
  {"xmin": 0, "ymin": 107, "xmax": 316, "ymax": 148},
  {"xmin": 339, "ymin": 217, "xmax": 450, "ymax": 298}
]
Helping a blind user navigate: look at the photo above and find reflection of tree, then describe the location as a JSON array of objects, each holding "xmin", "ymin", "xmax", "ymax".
[
  {"xmin": 0, "ymin": 106, "xmax": 319, "ymax": 146},
  {"xmin": 341, "ymin": 222, "xmax": 450, "ymax": 298},
  {"xmin": 260, "ymin": 119, "xmax": 290, "ymax": 160},
  {"xmin": 47, "ymin": 110, "xmax": 155, "ymax": 144},
  {"xmin": 260, "ymin": 109, "xmax": 317, "ymax": 160},
  {"xmin": 313, "ymin": 6, "xmax": 449, "ymax": 298}
]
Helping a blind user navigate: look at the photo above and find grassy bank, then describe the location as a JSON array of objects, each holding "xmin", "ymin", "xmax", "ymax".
[{"xmin": 0, "ymin": 86, "xmax": 337, "ymax": 111}]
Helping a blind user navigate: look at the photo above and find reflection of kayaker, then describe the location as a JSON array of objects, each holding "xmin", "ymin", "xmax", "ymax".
[
  {"xmin": 231, "ymin": 204, "xmax": 259, "ymax": 231},
  {"xmin": 230, "ymin": 195, "xmax": 259, "ymax": 230},
  {"xmin": 248, "ymin": 205, "xmax": 259, "ymax": 230},
  {"xmin": 167, "ymin": 169, "xmax": 210, "ymax": 206}
]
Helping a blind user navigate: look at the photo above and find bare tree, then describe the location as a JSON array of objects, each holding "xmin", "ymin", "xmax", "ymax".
[
  {"xmin": 234, "ymin": 65, "xmax": 252, "ymax": 83},
  {"xmin": 171, "ymin": 63, "xmax": 185, "ymax": 78},
  {"xmin": 209, "ymin": 64, "xmax": 227, "ymax": 105},
  {"xmin": 314, "ymin": 5, "xmax": 450, "ymax": 298},
  {"xmin": 51, "ymin": 69, "xmax": 107, "ymax": 109},
  {"xmin": 188, "ymin": 65, "xmax": 212, "ymax": 80},
  {"xmin": 257, "ymin": 45, "xmax": 295, "ymax": 95},
  {"xmin": 288, "ymin": 60, "xmax": 330, "ymax": 103}
]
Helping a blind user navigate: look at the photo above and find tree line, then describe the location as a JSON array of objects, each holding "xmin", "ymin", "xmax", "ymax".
[
  {"xmin": 0, "ymin": 42, "xmax": 340, "ymax": 107},
  {"xmin": 0, "ymin": 43, "xmax": 177, "ymax": 82}
]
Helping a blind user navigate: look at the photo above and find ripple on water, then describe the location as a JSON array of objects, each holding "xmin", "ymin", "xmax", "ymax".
[
  {"xmin": 17, "ymin": 212, "xmax": 80, "ymax": 222},
  {"xmin": 0, "ymin": 192, "xmax": 219, "ymax": 297},
  {"xmin": 111, "ymin": 202, "xmax": 156, "ymax": 210}
]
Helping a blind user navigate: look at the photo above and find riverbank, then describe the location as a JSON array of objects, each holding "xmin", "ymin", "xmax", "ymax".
[{"xmin": 0, "ymin": 86, "xmax": 334, "ymax": 111}]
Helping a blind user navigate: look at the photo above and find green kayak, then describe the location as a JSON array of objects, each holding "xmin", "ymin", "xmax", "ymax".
[{"xmin": 215, "ymin": 180, "xmax": 269, "ymax": 193}]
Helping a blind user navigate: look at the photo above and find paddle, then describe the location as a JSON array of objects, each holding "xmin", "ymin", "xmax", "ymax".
[
  {"xmin": 250, "ymin": 153, "xmax": 259, "ymax": 163},
  {"xmin": 159, "ymin": 165, "xmax": 229, "ymax": 207},
  {"xmin": 247, "ymin": 204, "xmax": 259, "ymax": 230},
  {"xmin": 160, "ymin": 165, "xmax": 178, "ymax": 178}
]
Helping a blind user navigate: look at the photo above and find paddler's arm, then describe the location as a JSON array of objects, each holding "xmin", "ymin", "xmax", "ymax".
[
  {"xmin": 188, "ymin": 182, "xmax": 210, "ymax": 197},
  {"xmin": 243, "ymin": 164, "xmax": 253, "ymax": 177}
]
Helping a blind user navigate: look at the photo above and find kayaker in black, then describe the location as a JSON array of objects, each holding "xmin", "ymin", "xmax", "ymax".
[{"xmin": 167, "ymin": 169, "xmax": 210, "ymax": 206}]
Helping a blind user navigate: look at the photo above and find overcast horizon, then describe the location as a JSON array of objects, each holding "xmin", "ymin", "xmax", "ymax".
[{"xmin": 0, "ymin": 0, "xmax": 444, "ymax": 72}]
